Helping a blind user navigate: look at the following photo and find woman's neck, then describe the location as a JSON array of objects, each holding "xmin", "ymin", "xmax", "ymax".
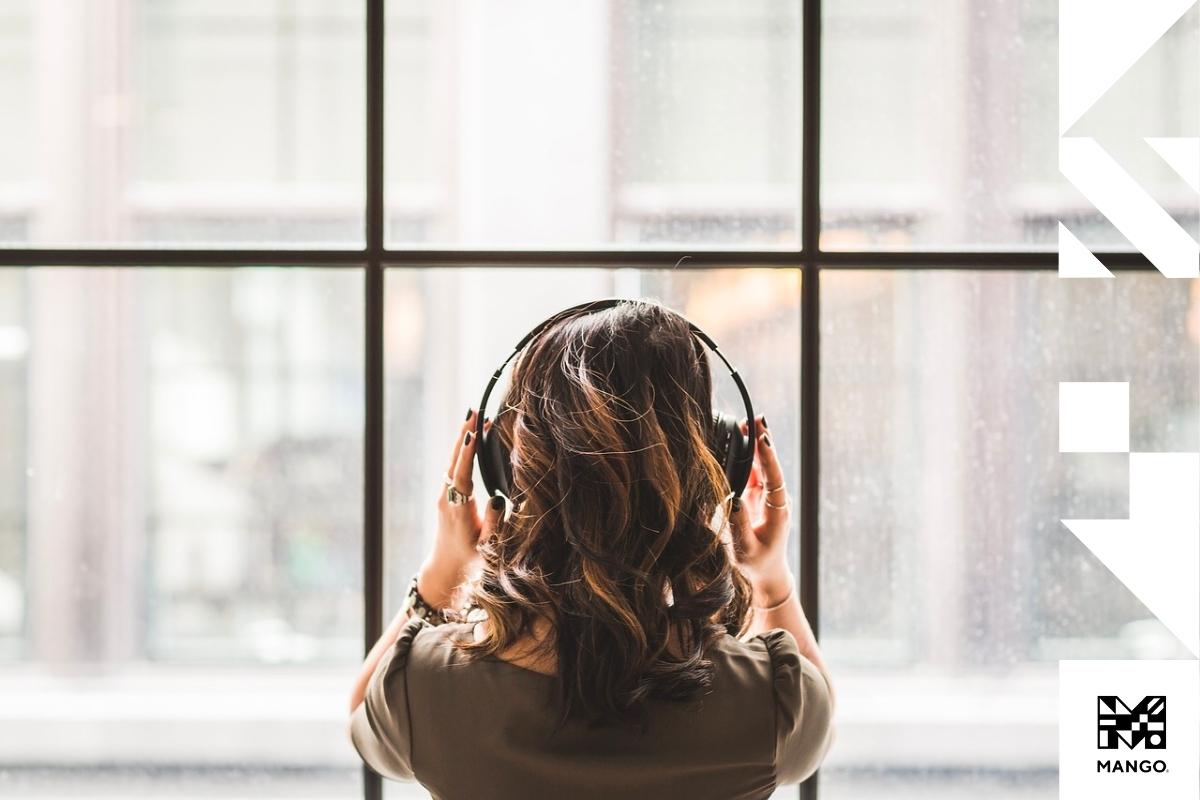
[{"xmin": 473, "ymin": 614, "xmax": 558, "ymax": 676}]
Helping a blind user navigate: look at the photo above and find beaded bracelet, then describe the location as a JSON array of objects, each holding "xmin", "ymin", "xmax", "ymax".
[
  {"xmin": 402, "ymin": 573, "xmax": 448, "ymax": 625},
  {"xmin": 403, "ymin": 573, "xmax": 481, "ymax": 626}
]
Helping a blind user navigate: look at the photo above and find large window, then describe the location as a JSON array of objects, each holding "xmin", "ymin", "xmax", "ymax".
[{"xmin": 0, "ymin": 2, "xmax": 1195, "ymax": 800}]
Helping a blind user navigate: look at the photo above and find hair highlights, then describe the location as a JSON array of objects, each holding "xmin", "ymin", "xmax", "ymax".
[{"xmin": 458, "ymin": 299, "xmax": 752, "ymax": 726}]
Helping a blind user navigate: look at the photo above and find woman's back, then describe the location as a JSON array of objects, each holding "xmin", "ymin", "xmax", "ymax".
[
  {"xmin": 351, "ymin": 617, "xmax": 835, "ymax": 800},
  {"xmin": 348, "ymin": 300, "xmax": 837, "ymax": 797}
]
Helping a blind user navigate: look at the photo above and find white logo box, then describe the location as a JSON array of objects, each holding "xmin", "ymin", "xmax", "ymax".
[{"xmin": 1060, "ymin": 660, "xmax": 1199, "ymax": 799}]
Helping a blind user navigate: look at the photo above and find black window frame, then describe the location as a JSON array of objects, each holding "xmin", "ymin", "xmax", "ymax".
[{"xmin": 0, "ymin": 1, "xmax": 1161, "ymax": 798}]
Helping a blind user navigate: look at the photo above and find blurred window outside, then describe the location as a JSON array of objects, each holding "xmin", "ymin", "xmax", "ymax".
[{"xmin": 0, "ymin": 2, "xmax": 1195, "ymax": 800}]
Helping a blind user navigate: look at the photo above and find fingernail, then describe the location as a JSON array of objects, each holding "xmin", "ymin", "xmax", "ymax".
[
  {"xmin": 465, "ymin": 407, "xmax": 474, "ymax": 421},
  {"xmin": 731, "ymin": 498, "xmax": 742, "ymax": 513},
  {"xmin": 464, "ymin": 431, "xmax": 473, "ymax": 446},
  {"xmin": 762, "ymin": 435, "xmax": 771, "ymax": 448},
  {"xmin": 761, "ymin": 416, "xmax": 768, "ymax": 430},
  {"xmin": 490, "ymin": 495, "xmax": 505, "ymax": 511}
]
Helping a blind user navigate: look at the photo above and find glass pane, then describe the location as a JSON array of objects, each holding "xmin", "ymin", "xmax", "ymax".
[
  {"xmin": 0, "ymin": 271, "xmax": 22, "ymax": 655},
  {"xmin": 0, "ymin": 268, "xmax": 363, "ymax": 798},
  {"xmin": 822, "ymin": 0, "xmax": 1199, "ymax": 250},
  {"xmin": 385, "ymin": 1, "xmax": 801, "ymax": 248},
  {"xmin": 0, "ymin": 1, "xmax": 364, "ymax": 247},
  {"xmin": 820, "ymin": 271, "xmax": 1199, "ymax": 799},
  {"xmin": 383, "ymin": 267, "xmax": 801, "ymax": 797}
]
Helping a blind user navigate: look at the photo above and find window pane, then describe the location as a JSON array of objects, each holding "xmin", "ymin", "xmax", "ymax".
[
  {"xmin": 385, "ymin": 2, "xmax": 801, "ymax": 248},
  {"xmin": 383, "ymin": 267, "xmax": 800, "ymax": 798},
  {"xmin": 0, "ymin": 271, "xmax": 22, "ymax": 654},
  {"xmin": 822, "ymin": 0, "xmax": 1199, "ymax": 250},
  {"xmin": 820, "ymin": 271, "xmax": 1198, "ymax": 799},
  {"xmin": 0, "ymin": 268, "xmax": 363, "ymax": 798},
  {"xmin": 0, "ymin": 1, "xmax": 364, "ymax": 247}
]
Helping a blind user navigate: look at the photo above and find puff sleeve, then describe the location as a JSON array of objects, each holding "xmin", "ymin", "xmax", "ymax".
[
  {"xmin": 349, "ymin": 615, "xmax": 427, "ymax": 782},
  {"xmin": 758, "ymin": 628, "xmax": 835, "ymax": 785}
]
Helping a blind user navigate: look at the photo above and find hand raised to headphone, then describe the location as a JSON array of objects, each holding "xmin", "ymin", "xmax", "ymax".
[
  {"xmin": 416, "ymin": 408, "xmax": 504, "ymax": 612},
  {"xmin": 728, "ymin": 414, "xmax": 795, "ymax": 609}
]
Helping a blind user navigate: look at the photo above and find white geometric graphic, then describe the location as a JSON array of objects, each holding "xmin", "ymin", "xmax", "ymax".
[
  {"xmin": 1059, "ymin": 0, "xmax": 1197, "ymax": 134},
  {"xmin": 1058, "ymin": 223, "xmax": 1115, "ymax": 278},
  {"xmin": 1059, "ymin": 137, "xmax": 1199, "ymax": 278},
  {"xmin": 1059, "ymin": 382, "xmax": 1129, "ymax": 453},
  {"xmin": 1061, "ymin": 452, "xmax": 1200, "ymax": 658},
  {"xmin": 1146, "ymin": 137, "xmax": 1200, "ymax": 193},
  {"xmin": 1059, "ymin": 4, "xmax": 1200, "ymax": 796}
]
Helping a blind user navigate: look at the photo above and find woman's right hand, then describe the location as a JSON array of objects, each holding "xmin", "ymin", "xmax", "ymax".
[
  {"xmin": 729, "ymin": 414, "xmax": 795, "ymax": 607},
  {"xmin": 729, "ymin": 415, "xmax": 833, "ymax": 706}
]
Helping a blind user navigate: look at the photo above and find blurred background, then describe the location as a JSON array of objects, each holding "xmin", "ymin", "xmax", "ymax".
[{"xmin": 0, "ymin": 1, "xmax": 1196, "ymax": 799}]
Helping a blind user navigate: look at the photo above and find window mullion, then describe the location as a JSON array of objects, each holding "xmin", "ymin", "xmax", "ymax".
[{"xmin": 364, "ymin": 1, "xmax": 386, "ymax": 800}]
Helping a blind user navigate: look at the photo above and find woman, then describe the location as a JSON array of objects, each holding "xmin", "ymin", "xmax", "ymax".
[{"xmin": 348, "ymin": 299, "xmax": 835, "ymax": 799}]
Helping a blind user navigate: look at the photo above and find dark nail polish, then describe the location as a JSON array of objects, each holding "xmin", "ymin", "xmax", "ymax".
[
  {"xmin": 731, "ymin": 498, "xmax": 742, "ymax": 513},
  {"xmin": 761, "ymin": 416, "xmax": 768, "ymax": 430},
  {"xmin": 464, "ymin": 431, "xmax": 473, "ymax": 445},
  {"xmin": 490, "ymin": 495, "xmax": 505, "ymax": 511},
  {"xmin": 465, "ymin": 407, "xmax": 473, "ymax": 420},
  {"xmin": 762, "ymin": 435, "xmax": 771, "ymax": 448}
]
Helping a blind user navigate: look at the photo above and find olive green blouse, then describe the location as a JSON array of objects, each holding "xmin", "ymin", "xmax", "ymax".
[{"xmin": 350, "ymin": 616, "xmax": 835, "ymax": 799}]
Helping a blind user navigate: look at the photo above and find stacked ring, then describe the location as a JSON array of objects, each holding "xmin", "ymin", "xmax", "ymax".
[{"xmin": 764, "ymin": 483, "xmax": 789, "ymax": 510}]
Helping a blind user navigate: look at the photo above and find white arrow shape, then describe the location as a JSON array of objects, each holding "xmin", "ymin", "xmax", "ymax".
[
  {"xmin": 1060, "ymin": 0, "xmax": 1196, "ymax": 134},
  {"xmin": 1060, "ymin": 137, "xmax": 1200, "ymax": 278},
  {"xmin": 1062, "ymin": 452, "xmax": 1200, "ymax": 657},
  {"xmin": 1057, "ymin": 223, "xmax": 1114, "ymax": 279},
  {"xmin": 1146, "ymin": 137, "xmax": 1200, "ymax": 193}
]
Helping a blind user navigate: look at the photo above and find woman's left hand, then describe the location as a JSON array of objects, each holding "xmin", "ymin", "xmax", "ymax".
[
  {"xmin": 417, "ymin": 408, "xmax": 502, "ymax": 609},
  {"xmin": 351, "ymin": 410, "xmax": 500, "ymax": 714}
]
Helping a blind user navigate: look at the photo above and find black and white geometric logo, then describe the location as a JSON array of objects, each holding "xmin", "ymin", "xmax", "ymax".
[{"xmin": 1098, "ymin": 696, "xmax": 1166, "ymax": 750}]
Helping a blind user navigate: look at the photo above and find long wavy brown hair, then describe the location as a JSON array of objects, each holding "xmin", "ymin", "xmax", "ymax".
[{"xmin": 458, "ymin": 299, "xmax": 752, "ymax": 726}]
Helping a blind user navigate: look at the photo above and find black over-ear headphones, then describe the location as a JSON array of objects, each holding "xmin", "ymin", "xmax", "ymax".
[{"xmin": 473, "ymin": 298, "xmax": 758, "ymax": 501}]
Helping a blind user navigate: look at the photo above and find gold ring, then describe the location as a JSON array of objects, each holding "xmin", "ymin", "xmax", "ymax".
[
  {"xmin": 765, "ymin": 484, "xmax": 786, "ymax": 494},
  {"xmin": 764, "ymin": 497, "xmax": 789, "ymax": 510}
]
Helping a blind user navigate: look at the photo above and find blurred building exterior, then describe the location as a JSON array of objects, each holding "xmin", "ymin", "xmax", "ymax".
[{"xmin": 0, "ymin": 2, "xmax": 1196, "ymax": 799}]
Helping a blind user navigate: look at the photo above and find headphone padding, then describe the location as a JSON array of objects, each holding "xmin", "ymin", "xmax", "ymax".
[
  {"xmin": 478, "ymin": 423, "xmax": 513, "ymax": 499},
  {"xmin": 712, "ymin": 411, "xmax": 754, "ymax": 497}
]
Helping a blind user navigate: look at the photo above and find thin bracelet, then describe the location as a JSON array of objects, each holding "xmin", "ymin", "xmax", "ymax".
[{"xmin": 752, "ymin": 577, "xmax": 795, "ymax": 612}]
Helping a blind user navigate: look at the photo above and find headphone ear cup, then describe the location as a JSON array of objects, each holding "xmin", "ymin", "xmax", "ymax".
[
  {"xmin": 711, "ymin": 411, "xmax": 754, "ymax": 497},
  {"xmin": 478, "ymin": 422, "xmax": 514, "ymax": 498}
]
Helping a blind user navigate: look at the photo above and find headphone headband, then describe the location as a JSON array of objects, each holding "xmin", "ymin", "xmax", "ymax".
[{"xmin": 473, "ymin": 298, "xmax": 758, "ymax": 498}]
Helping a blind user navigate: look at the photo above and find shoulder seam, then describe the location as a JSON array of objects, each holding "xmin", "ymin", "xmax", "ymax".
[
  {"xmin": 398, "ymin": 614, "xmax": 426, "ymax": 771},
  {"xmin": 760, "ymin": 631, "xmax": 783, "ymax": 787}
]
